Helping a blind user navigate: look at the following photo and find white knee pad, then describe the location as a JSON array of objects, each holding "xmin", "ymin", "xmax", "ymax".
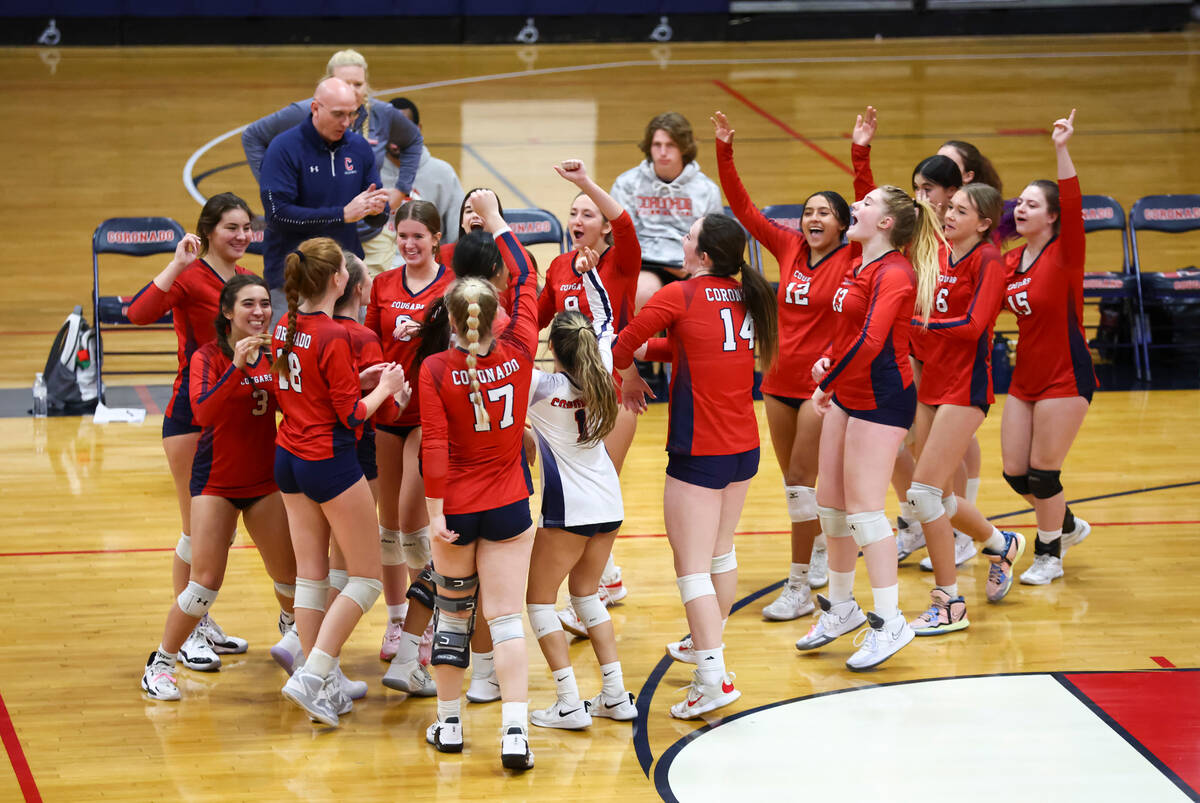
[
  {"xmin": 786, "ymin": 485, "xmax": 819, "ymax": 523},
  {"xmin": 676, "ymin": 573, "xmax": 716, "ymax": 604},
  {"xmin": 847, "ymin": 511, "xmax": 894, "ymax": 547},
  {"xmin": 341, "ymin": 576, "xmax": 384, "ymax": 613},
  {"xmin": 176, "ymin": 581, "xmax": 217, "ymax": 618},
  {"xmin": 942, "ymin": 493, "xmax": 959, "ymax": 520},
  {"xmin": 710, "ymin": 548, "xmax": 737, "ymax": 574},
  {"xmin": 294, "ymin": 576, "xmax": 330, "ymax": 612},
  {"xmin": 273, "ymin": 581, "xmax": 296, "ymax": 599},
  {"xmin": 175, "ymin": 533, "xmax": 192, "ymax": 564},
  {"xmin": 817, "ymin": 506, "xmax": 849, "ymax": 539},
  {"xmin": 906, "ymin": 482, "xmax": 946, "ymax": 524},
  {"xmin": 328, "ymin": 569, "xmax": 348, "ymax": 592},
  {"xmin": 570, "ymin": 593, "xmax": 611, "ymax": 629},
  {"xmin": 526, "ymin": 603, "xmax": 562, "ymax": 640},
  {"xmin": 401, "ymin": 527, "xmax": 432, "ymax": 570},
  {"xmin": 487, "ymin": 612, "xmax": 525, "ymax": 645},
  {"xmin": 380, "ymin": 526, "xmax": 404, "ymax": 566}
]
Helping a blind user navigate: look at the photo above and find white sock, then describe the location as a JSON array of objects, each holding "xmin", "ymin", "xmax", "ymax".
[
  {"xmin": 502, "ymin": 701, "xmax": 528, "ymax": 729},
  {"xmin": 871, "ymin": 584, "xmax": 900, "ymax": 621},
  {"xmin": 694, "ymin": 646, "xmax": 725, "ymax": 686},
  {"xmin": 788, "ymin": 562, "xmax": 810, "ymax": 587},
  {"xmin": 471, "ymin": 650, "xmax": 494, "ymax": 679},
  {"xmin": 983, "ymin": 528, "xmax": 1007, "ymax": 553},
  {"xmin": 305, "ymin": 647, "xmax": 336, "ymax": 678},
  {"xmin": 156, "ymin": 645, "xmax": 178, "ymax": 665},
  {"xmin": 437, "ymin": 697, "xmax": 461, "ymax": 721},
  {"xmin": 935, "ymin": 583, "xmax": 959, "ymax": 598},
  {"xmin": 387, "ymin": 602, "xmax": 408, "ymax": 623},
  {"xmin": 965, "ymin": 478, "xmax": 981, "ymax": 504},
  {"xmin": 395, "ymin": 631, "xmax": 421, "ymax": 664},
  {"xmin": 828, "ymin": 569, "xmax": 855, "ymax": 603},
  {"xmin": 552, "ymin": 666, "xmax": 580, "ymax": 703},
  {"xmin": 599, "ymin": 661, "xmax": 624, "ymax": 698},
  {"xmin": 1037, "ymin": 528, "xmax": 1062, "ymax": 544}
]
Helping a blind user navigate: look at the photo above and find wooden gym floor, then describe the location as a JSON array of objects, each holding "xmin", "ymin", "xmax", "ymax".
[{"xmin": 0, "ymin": 34, "xmax": 1199, "ymax": 801}]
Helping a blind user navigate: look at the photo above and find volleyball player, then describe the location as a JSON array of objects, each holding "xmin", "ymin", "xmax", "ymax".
[
  {"xmin": 272, "ymin": 237, "xmax": 412, "ymax": 727},
  {"xmin": 712, "ymin": 111, "xmax": 853, "ymax": 621},
  {"xmin": 418, "ymin": 190, "xmax": 539, "ymax": 770},
  {"xmin": 142, "ymin": 275, "xmax": 297, "ymax": 699},
  {"xmin": 799, "ymin": 186, "xmax": 941, "ymax": 670},
  {"xmin": 614, "ymin": 213, "xmax": 778, "ymax": 717},
  {"xmin": 1001, "ymin": 110, "xmax": 1094, "ymax": 585},
  {"xmin": 127, "ymin": 193, "xmax": 257, "ymax": 669}
]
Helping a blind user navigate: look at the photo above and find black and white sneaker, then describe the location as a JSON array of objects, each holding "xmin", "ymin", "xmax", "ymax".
[
  {"xmin": 198, "ymin": 613, "xmax": 248, "ymax": 655},
  {"xmin": 426, "ymin": 716, "xmax": 464, "ymax": 753},
  {"xmin": 586, "ymin": 691, "xmax": 637, "ymax": 721},
  {"xmin": 141, "ymin": 651, "xmax": 180, "ymax": 700},
  {"xmin": 500, "ymin": 724, "xmax": 534, "ymax": 771},
  {"xmin": 180, "ymin": 627, "xmax": 221, "ymax": 672}
]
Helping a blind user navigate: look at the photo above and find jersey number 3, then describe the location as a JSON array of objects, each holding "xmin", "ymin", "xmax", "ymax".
[{"xmin": 472, "ymin": 383, "xmax": 515, "ymax": 432}]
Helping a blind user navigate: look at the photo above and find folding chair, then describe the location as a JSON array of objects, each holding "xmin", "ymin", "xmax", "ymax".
[
  {"xmin": 1079, "ymin": 195, "xmax": 1144, "ymax": 379},
  {"xmin": 1129, "ymin": 194, "xmax": 1200, "ymax": 380},
  {"xmin": 91, "ymin": 217, "xmax": 187, "ymax": 401},
  {"xmin": 502, "ymin": 208, "xmax": 568, "ymax": 253}
]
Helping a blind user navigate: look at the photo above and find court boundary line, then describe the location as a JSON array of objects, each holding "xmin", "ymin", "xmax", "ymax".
[{"xmin": 0, "ymin": 690, "xmax": 41, "ymax": 803}]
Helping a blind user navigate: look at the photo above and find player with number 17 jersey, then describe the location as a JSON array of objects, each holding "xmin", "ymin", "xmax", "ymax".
[{"xmin": 419, "ymin": 230, "xmax": 539, "ymax": 514}]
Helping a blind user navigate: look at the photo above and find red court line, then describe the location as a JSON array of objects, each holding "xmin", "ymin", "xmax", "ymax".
[
  {"xmin": 1152, "ymin": 656, "xmax": 1177, "ymax": 668},
  {"xmin": 1001, "ymin": 520, "xmax": 1200, "ymax": 529},
  {"xmin": 0, "ymin": 331, "xmax": 57, "ymax": 337},
  {"xmin": 134, "ymin": 385, "xmax": 161, "ymax": 416},
  {"xmin": 712, "ymin": 79, "xmax": 854, "ymax": 175},
  {"xmin": 0, "ymin": 690, "xmax": 41, "ymax": 803}
]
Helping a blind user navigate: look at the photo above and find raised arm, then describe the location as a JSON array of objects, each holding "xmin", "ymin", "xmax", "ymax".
[
  {"xmin": 242, "ymin": 101, "xmax": 309, "ymax": 182},
  {"xmin": 126, "ymin": 234, "xmax": 202, "ymax": 325},
  {"xmin": 1053, "ymin": 109, "xmax": 1085, "ymax": 275},
  {"xmin": 851, "ymin": 106, "xmax": 878, "ymax": 202}
]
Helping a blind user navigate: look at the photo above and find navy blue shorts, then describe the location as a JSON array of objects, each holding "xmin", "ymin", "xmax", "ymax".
[
  {"xmin": 560, "ymin": 520, "xmax": 623, "ymax": 538},
  {"xmin": 834, "ymin": 386, "xmax": 917, "ymax": 430},
  {"xmin": 228, "ymin": 494, "xmax": 268, "ymax": 511},
  {"xmin": 377, "ymin": 423, "xmax": 419, "ymax": 439},
  {"xmin": 274, "ymin": 445, "xmax": 363, "ymax": 504},
  {"xmin": 666, "ymin": 447, "xmax": 760, "ymax": 490},
  {"xmin": 357, "ymin": 429, "xmax": 378, "ymax": 481},
  {"xmin": 445, "ymin": 499, "xmax": 532, "ymax": 546},
  {"xmin": 765, "ymin": 392, "xmax": 808, "ymax": 410}
]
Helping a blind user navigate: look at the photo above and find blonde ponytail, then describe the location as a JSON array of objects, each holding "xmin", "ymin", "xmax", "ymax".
[
  {"xmin": 463, "ymin": 282, "xmax": 488, "ymax": 427},
  {"xmin": 547, "ymin": 311, "xmax": 618, "ymax": 444},
  {"xmin": 910, "ymin": 198, "xmax": 947, "ymax": 322}
]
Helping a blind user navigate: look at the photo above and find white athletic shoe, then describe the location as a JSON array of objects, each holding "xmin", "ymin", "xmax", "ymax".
[
  {"xmin": 197, "ymin": 613, "xmax": 248, "ymax": 654},
  {"xmin": 327, "ymin": 672, "xmax": 354, "ymax": 716},
  {"xmin": 500, "ymin": 723, "xmax": 535, "ymax": 771},
  {"xmin": 180, "ymin": 627, "xmax": 221, "ymax": 672},
  {"xmin": 809, "ymin": 546, "xmax": 829, "ymax": 588},
  {"xmin": 601, "ymin": 563, "xmax": 628, "ymax": 603},
  {"xmin": 762, "ymin": 582, "xmax": 815, "ymax": 621},
  {"xmin": 335, "ymin": 665, "xmax": 367, "ymax": 701},
  {"xmin": 666, "ymin": 635, "xmax": 724, "ymax": 664},
  {"xmin": 530, "ymin": 698, "xmax": 592, "ymax": 730},
  {"xmin": 380, "ymin": 619, "xmax": 404, "ymax": 661},
  {"xmin": 586, "ymin": 691, "xmax": 637, "ymax": 721},
  {"xmin": 1062, "ymin": 517, "xmax": 1092, "ymax": 552},
  {"xmin": 919, "ymin": 530, "xmax": 978, "ymax": 571},
  {"xmin": 558, "ymin": 605, "xmax": 589, "ymax": 639},
  {"xmin": 282, "ymin": 669, "xmax": 338, "ymax": 727},
  {"xmin": 896, "ymin": 517, "xmax": 926, "ymax": 562},
  {"xmin": 426, "ymin": 716, "xmax": 464, "ymax": 753},
  {"xmin": 845, "ymin": 611, "xmax": 915, "ymax": 671},
  {"xmin": 382, "ymin": 658, "xmax": 437, "ymax": 696},
  {"xmin": 466, "ymin": 669, "xmax": 501, "ymax": 703},
  {"xmin": 795, "ymin": 595, "xmax": 868, "ymax": 650},
  {"xmin": 669, "ymin": 670, "xmax": 740, "ymax": 719},
  {"xmin": 141, "ymin": 652, "xmax": 180, "ymax": 701},
  {"xmin": 270, "ymin": 623, "xmax": 303, "ymax": 675},
  {"xmin": 1020, "ymin": 553, "xmax": 1064, "ymax": 585}
]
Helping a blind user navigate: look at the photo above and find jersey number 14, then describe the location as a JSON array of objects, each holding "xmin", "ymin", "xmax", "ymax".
[{"xmin": 719, "ymin": 307, "xmax": 754, "ymax": 352}]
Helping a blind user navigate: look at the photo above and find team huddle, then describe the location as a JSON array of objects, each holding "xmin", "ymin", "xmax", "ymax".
[{"xmin": 133, "ymin": 49, "xmax": 1096, "ymax": 774}]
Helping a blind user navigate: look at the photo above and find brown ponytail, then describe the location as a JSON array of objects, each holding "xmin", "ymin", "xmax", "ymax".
[
  {"xmin": 272, "ymin": 237, "xmax": 343, "ymax": 373},
  {"xmin": 548, "ymin": 311, "xmax": 618, "ymax": 444}
]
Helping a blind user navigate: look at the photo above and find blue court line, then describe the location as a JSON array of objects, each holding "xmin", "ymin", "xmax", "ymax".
[{"xmin": 461, "ymin": 143, "xmax": 537, "ymax": 208}]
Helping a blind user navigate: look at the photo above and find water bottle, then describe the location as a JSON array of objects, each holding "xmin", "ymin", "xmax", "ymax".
[{"xmin": 32, "ymin": 372, "xmax": 48, "ymax": 418}]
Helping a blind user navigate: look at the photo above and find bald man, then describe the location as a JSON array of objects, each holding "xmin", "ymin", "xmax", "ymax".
[{"xmin": 259, "ymin": 77, "xmax": 390, "ymax": 324}]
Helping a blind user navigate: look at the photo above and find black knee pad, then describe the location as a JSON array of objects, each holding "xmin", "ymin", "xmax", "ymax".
[
  {"xmin": 405, "ymin": 578, "xmax": 434, "ymax": 610},
  {"xmin": 1026, "ymin": 467, "xmax": 1063, "ymax": 500},
  {"xmin": 1002, "ymin": 472, "xmax": 1031, "ymax": 496}
]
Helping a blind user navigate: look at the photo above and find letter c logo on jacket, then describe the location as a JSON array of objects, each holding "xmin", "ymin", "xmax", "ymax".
[{"xmin": 344, "ymin": 157, "xmax": 356, "ymax": 174}]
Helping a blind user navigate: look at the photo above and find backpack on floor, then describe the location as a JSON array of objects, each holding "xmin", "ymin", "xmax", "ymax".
[{"xmin": 44, "ymin": 305, "xmax": 100, "ymax": 415}]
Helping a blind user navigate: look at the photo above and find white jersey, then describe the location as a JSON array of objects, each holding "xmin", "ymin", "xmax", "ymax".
[{"xmin": 527, "ymin": 271, "xmax": 622, "ymax": 530}]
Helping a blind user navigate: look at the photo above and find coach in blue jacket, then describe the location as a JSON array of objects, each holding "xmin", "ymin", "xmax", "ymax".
[{"xmin": 259, "ymin": 76, "xmax": 390, "ymax": 321}]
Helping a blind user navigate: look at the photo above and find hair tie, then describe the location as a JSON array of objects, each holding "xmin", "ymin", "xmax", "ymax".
[
  {"xmin": 290, "ymin": 249, "xmax": 306, "ymax": 263},
  {"xmin": 913, "ymin": 198, "xmax": 919, "ymax": 209}
]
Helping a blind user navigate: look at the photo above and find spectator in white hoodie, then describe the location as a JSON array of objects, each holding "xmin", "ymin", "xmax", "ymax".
[{"xmin": 611, "ymin": 112, "xmax": 723, "ymax": 311}]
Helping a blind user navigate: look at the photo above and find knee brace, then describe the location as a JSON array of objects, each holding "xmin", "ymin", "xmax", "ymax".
[
  {"xmin": 175, "ymin": 533, "xmax": 192, "ymax": 564},
  {"xmin": 785, "ymin": 485, "xmax": 819, "ymax": 523},
  {"xmin": 294, "ymin": 576, "xmax": 330, "ymax": 612},
  {"xmin": 487, "ymin": 612, "xmax": 525, "ymax": 645},
  {"xmin": 570, "ymin": 592, "xmax": 611, "ymax": 629},
  {"xmin": 942, "ymin": 493, "xmax": 958, "ymax": 520},
  {"xmin": 273, "ymin": 581, "xmax": 296, "ymax": 599},
  {"xmin": 817, "ymin": 506, "xmax": 850, "ymax": 539},
  {"xmin": 401, "ymin": 527, "xmax": 432, "ymax": 570},
  {"xmin": 176, "ymin": 581, "xmax": 217, "ymax": 618},
  {"xmin": 431, "ymin": 568, "xmax": 479, "ymax": 620},
  {"xmin": 1027, "ymin": 467, "xmax": 1063, "ymax": 500},
  {"xmin": 710, "ymin": 548, "xmax": 737, "ymax": 574},
  {"xmin": 328, "ymin": 569, "xmax": 348, "ymax": 592},
  {"xmin": 431, "ymin": 610, "xmax": 472, "ymax": 668},
  {"xmin": 380, "ymin": 526, "xmax": 404, "ymax": 567},
  {"xmin": 676, "ymin": 572, "xmax": 716, "ymax": 604},
  {"xmin": 341, "ymin": 576, "xmax": 383, "ymax": 613},
  {"xmin": 1003, "ymin": 472, "xmax": 1031, "ymax": 497},
  {"xmin": 846, "ymin": 511, "xmax": 893, "ymax": 547},
  {"xmin": 405, "ymin": 568, "xmax": 435, "ymax": 609},
  {"xmin": 906, "ymin": 482, "xmax": 946, "ymax": 524},
  {"xmin": 526, "ymin": 603, "xmax": 562, "ymax": 639}
]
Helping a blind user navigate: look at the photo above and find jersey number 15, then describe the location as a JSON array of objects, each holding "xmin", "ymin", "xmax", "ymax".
[{"xmin": 1006, "ymin": 291, "xmax": 1032, "ymax": 316}]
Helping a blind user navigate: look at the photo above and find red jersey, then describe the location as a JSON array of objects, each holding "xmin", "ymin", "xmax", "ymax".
[
  {"xmin": 419, "ymin": 231, "xmax": 539, "ymax": 514},
  {"xmin": 335, "ymin": 315, "xmax": 400, "ymax": 430},
  {"xmin": 1003, "ymin": 176, "xmax": 1097, "ymax": 401},
  {"xmin": 538, "ymin": 211, "xmax": 641, "ymax": 333},
  {"xmin": 272, "ymin": 311, "xmax": 369, "ymax": 460},
  {"xmin": 126, "ymin": 259, "xmax": 256, "ymax": 420},
  {"xmin": 912, "ymin": 241, "xmax": 1005, "ymax": 407},
  {"xmin": 613, "ymin": 275, "xmax": 759, "ymax": 456},
  {"xmin": 365, "ymin": 264, "xmax": 456, "ymax": 427},
  {"xmin": 820, "ymin": 251, "xmax": 916, "ymax": 412},
  {"xmin": 718, "ymin": 139, "xmax": 853, "ymax": 400},
  {"xmin": 188, "ymin": 342, "xmax": 278, "ymax": 498}
]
